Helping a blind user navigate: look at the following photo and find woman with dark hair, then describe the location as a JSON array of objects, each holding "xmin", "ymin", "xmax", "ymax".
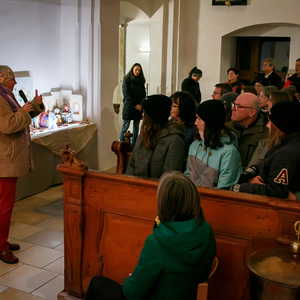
[
  {"xmin": 231, "ymin": 101, "xmax": 300, "ymax": 198},
  {"xmin": 126, "ymin": 94, "xmax": 185, "ymax": 179},
  {"xmin": 120, "ymin": 63, "xmax": 146, "ymax": 146},
  {"xmin": 170, "ymin": 91, "xmax": 197, "ymax": 155},
  {"xmin": 225, "ymin": 68, "xmax": 244, "ymax": 94},
  {"xmin": 181, "ymin": 67, "xmax": 202, "ymax": 104},
  {"xmin": 185, "ymin": 100, "xmax": 242, "ymax": 189},
  {"xmin": 84, "ymin": 171, "xmax": 216, "ymax": 300}
]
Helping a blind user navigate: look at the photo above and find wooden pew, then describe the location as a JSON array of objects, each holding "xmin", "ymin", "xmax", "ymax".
[
  {"xmin": 111, "ymin": 133, "xmax": 133, "ymax": 174},
  {"xmin": 57, "ymin": 146, "xmax": 300, "ymax": 300}
]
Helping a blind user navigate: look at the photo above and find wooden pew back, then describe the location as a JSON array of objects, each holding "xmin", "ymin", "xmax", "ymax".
[{"xmin": 57, "ymin": 148, "xmax": 300, "ymax": 300}]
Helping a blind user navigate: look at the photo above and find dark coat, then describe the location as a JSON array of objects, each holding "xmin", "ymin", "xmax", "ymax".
[
  {"xmin": 238, "ymin": 131, "xmax": 300, "ymax": 198},
  {"xmin": 181, "ymin": 77, "xmax": 201, "ymax": 104},
  {"xmin": 266, "ymin": 71, "xmax": 282, "ymax": 89},
  {"xmin": 126, "ymin": 122, "xmax": 185, "ymax": 179},
  {"xmin": 122, "ymin": 73, "xmax": 146, "ymax": 120},
  {"xmin": 228, "ymin": 112, "xmax": 269, "ymax": 169}
]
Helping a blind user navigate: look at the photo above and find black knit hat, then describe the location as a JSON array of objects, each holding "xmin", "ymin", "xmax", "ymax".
[
  {"xmin": 269, "ymin": 100, "xmax": 300, "ymax": 134},
  {"xmin": 196, "ymin": 99, "xmax": 226, "ymax": 128},
  {"xmin": 142, "ymin": 94, "xmax": 172, "ymax": 125}
]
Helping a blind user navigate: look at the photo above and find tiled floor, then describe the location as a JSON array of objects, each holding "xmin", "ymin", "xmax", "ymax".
[{"xmin": 0, "ymin": 184, "xmax": 64, "ymax": 300}]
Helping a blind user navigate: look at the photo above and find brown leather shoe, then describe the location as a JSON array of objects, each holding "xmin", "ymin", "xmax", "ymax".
[
  {"xmin": 0, "ymin": 249, "xmax": 19, "ymax": 264},
  {"xmin": 8, "ymin": 242, "xmax": 20, "ymax": 251}
]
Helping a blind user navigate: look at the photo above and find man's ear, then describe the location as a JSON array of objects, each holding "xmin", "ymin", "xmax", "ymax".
[{"xmin": 249, "ymin": 109, "xmax": 257, "ymax": 118}]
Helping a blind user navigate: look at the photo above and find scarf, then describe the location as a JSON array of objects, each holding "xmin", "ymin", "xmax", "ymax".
[{"xmin": 0, "ymin": 85, "xmax": 30, "ymax": 147}]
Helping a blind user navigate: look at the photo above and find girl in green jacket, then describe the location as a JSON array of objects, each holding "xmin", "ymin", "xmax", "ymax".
[{"xmin": 85, "ymin": 171, "xmax": 216, "ymax": 300}]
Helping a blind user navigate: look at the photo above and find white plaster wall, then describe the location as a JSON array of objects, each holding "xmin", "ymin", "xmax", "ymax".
[
  {"xmin": 197, "ymin": 0, "xmax": 300, "ymax": 100},
  {"xmin": 0, "ymin": 0, "xmax": 61, "ymax": 93}
]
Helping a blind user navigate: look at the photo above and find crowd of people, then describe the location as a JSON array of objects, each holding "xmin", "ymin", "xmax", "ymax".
[{"xmin": 123, "ymin": 58, "xmax": 300, "ymax": 201}]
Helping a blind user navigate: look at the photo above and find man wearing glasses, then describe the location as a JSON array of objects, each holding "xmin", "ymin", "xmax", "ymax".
[
  {"xmin": 229, "ymin": 93, "xmax": 268, "ymax": 168},
  {"xmin": 212, "ymin": 83, "xmax": 232, "ymax": 100},
  {"xmin": 262, "ymin": 58, "xmax": 282, "ymax": 89}
]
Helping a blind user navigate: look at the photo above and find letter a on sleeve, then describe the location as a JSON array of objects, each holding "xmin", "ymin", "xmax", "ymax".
[{"xmin": 274, "ymin": 168, "xmax": 289, "ymax": 185}]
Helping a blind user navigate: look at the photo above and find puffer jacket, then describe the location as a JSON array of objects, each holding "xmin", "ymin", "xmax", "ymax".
[
  {"xmin": 185, "ymin": 134, "xmax": 242, "ymax": 189},
  {"xmin": 122, "ymin": 73, "xmax": 146, "ymax": 120}
]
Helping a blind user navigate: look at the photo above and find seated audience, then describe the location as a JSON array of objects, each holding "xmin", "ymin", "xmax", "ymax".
[
  {"xmin": 85, "ymin": 171, "xmax": 216, "ymax": 300},
  {"xmin": 211, "ymin": 83, "xmax": 232, "ymax": 100},
  {"xmin": 228, "ymin": 93, "xmax": 269, "ymax": 168},
  {"xmin": 220, "ymin": 92, "xmax": 239, "ymax": 122},
  {"xmin": 170, "ymin": 91, "xmax": 198, "ymax": 156},
  {"xmin": 225, "ymin": 68, "xmax": 244, "ymax": 94},
  {"xmin": 181, "ymin": 67, "xmax": 202, "ymax": 104},
  {"xmin": 230, "ymin": 101, "xmax": 300, "ymax": 198},
  {"xmin": 253, "ymin": 76, "xmax": 270, "ymax": 96},
  {"xmin": 262, "ymin": 58, "xmax": 282, "ymax": 89},
  {"xmin": 126, "ymin": 94, "xmax": 185, "ymax": 179},
  {"xmin": 246, "ymin": 90, "xmax": 292, "ymax": 169},
  {"xmin": 258, "ymin": 85, "xmax": 278, "ymax": 119},
  {"xmin": 241, "ymin": 85, "xmax": 257, "ymax": 95},
  {"xmin": 282, "ymin": 84, "xmax": 297, "ymax": 103},
  {"xmin": 283, "ymin": 58, "xmax": 300, "ymax": 88},
  {"xmin": 185, "ymin": 100, "xmax": 242, "ymax": 189}
]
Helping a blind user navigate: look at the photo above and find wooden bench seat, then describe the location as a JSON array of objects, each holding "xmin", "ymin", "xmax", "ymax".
[{"xmin": 57, "ymin": 146, "xmax": 300, "ymax": 300}]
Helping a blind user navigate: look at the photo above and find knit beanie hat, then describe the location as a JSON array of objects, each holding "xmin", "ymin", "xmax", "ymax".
[
  {"xmin": 0, "ymin": 65, "xmax": 15, "ymax": 85},
  {"xmin": 196, "ymin": 99, "xmax": 226, "ymax": 128},
  {"xmin": 268, "ymin": 100, "xmax": 300, "ymax": 134},
  {"xmin": 142, "ymin": 94, "xmax": 172, "ymax": 125}
]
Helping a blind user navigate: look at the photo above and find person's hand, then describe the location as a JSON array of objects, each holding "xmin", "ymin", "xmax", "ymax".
[
  {"xmin": 135, "ymin": 104, "xmax": 142, "ymax": 111},
  {"xmin": 288, "ymin": 191, "xmax": 297, "ymax": 200},
  {"xmin": 249, "ymin": 175, "xmax": 265, "ymax": 185},
  {"xmin": 22, "ymin": 101, "xmax": 33, "ymax": 113},
  {"xmin": 34, "ymin": 89, "xmax": 43, "ymax": 105}
]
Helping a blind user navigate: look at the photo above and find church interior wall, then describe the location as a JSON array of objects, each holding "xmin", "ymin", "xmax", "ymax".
[{"xmin": 1, "ymin": 0, "xmax": 300, "ymax": 170}]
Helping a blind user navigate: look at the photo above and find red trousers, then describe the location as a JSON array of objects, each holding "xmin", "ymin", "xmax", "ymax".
[{"xmin": 0, "ymin": 177, "xmax": 17, "ymax": 251}]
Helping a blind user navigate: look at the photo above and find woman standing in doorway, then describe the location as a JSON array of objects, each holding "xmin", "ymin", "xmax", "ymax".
[
  {"xmin": 120, "ymin": 63, "xmax": 146, "ymax": 146},
  {"xmin": 181, "ymin": 67, "xmax": 202, "ymax": 104}
]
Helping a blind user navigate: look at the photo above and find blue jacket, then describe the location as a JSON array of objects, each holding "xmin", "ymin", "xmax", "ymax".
[{"xmin": 185, "ymin": 135, "xmax": 242, "ymax": 189}]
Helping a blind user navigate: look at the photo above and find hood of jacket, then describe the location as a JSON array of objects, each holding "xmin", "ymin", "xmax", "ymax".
[
  {"xmin": 152, "ymin": 219, "xmax": 215, "ymax": 265},
  {"xmin": 157, "ymin": 121, "xmax": 185, "ymax": 140}
]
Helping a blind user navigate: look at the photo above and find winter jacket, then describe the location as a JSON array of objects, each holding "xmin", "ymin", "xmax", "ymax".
[
  {"xmin": 122, "ymin": 73, "xmax": 146, "ymax": 120},
  {"xmin": 265, "ymin": 71, "xmax": 282, "ymax": 89},
  {"xmin": 184, "ymin": 134, "xmax": 242, "ymax": 189},
  {"xmin": 122, "ymin": 219, "xmax": 216, "ymax": 300},
  {"xmin": 126, "ymin": 122, "xmax": 185, "ymax": 179},
  {"xmin": 0, "ymin": 88, "xmax": 44, "ymax": 177},
  {"xmin": 233, "ymin": 131, "xmax": 300, "ymax": 198},
  {"xmin": 228, "ymin": 112, "xmax": 269, "ymax": 169},
  {"xmin": 283, "ymin": 73, "xmax": 300, "ymax": 88},
  {"xmin": 225, "ymin": 80, "xmax": 244, "ymax": 94},
  {"xmin": 181, "ymin": 77, "xmax": 201, "ymax": 104}
]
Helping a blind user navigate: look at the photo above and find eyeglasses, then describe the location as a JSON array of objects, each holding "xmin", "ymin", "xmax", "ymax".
[
  {"xmin": 171, "ymin": 104, "xmax": 179, "ymax": 108},
  {"xmin": 259, "ymin": 94, "xmax": 267, "ymax": 99},
  {"xmin": 232, "ymin": 103, "xmax": 254, "ymax": 111}
]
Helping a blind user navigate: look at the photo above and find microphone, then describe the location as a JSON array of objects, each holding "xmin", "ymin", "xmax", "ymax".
[
  {"xmin": 19, "ymin": 90, "xmax": 28, "ymax": 103},
  {"xmin": 19, "ymin": 90, "xmax": 34, "ymax": 118}
]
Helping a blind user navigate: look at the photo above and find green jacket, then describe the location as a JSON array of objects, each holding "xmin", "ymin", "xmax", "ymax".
[{"xmin": 122, "ymin": 219, "xmax": 216, "ymax": 300}]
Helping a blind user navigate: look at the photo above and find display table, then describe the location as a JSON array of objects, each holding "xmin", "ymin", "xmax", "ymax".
[{"xmin": 16, "ymin": 123, "xmax": 98, "ymax": 200}]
